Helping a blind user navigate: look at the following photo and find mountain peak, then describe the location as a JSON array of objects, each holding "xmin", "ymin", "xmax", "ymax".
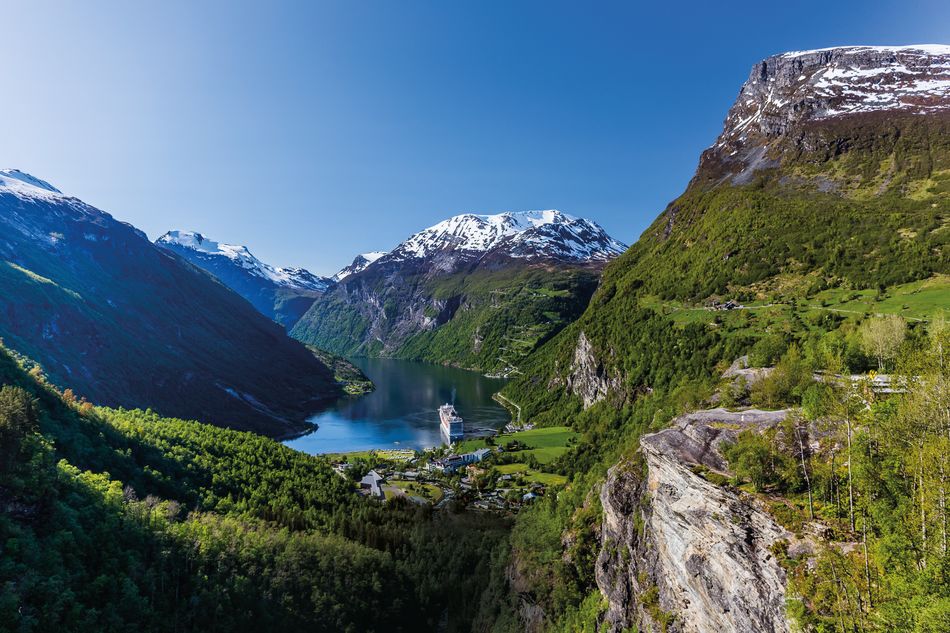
[
  {"xmin": 696, "ymin": 44, "xmax": 950, "ymax": 185},
  {"xmin": 333, "ymin": 251, "xmax": 387, "ymax": 281},
  {"xmin": 0, "ymin": 169, "xmax": 64, "ymax": 198},
  {"xmin": 386, "ymin": 209, "xmax": 626, "ymax": 264},
  {"xmin": 158, "ymin": 230, "xmax": 253, "ymax": 259},
  {"xmin": 778, "ymin": 44, "xmax": 950, "ymax": 59}
]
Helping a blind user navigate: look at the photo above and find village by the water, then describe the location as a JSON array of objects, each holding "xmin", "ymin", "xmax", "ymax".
[{"xmin": 331, "ymin": 403, "xmax": 577, "ymax": 513}]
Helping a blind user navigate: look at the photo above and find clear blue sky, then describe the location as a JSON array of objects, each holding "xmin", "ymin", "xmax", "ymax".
[{"xmin": 1, "ymin": 1, "xmax": 948, "ymax": 275}]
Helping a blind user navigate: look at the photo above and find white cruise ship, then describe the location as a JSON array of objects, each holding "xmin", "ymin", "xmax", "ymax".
[{"xmin": 439, "ymin": 404, "xmax": 464, "ymax": 443}]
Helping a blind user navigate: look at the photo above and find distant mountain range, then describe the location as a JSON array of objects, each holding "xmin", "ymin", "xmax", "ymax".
[
  {"xmin": 155, "ymin": 210, "xmax": 626, "ymax": 374},
  {"xmin": 381, "ymin": 210, "xmax": 625, "ymax": 265},
  {"xmin": 290, "ymin": 209, "xmax": 627, "ymax": 373},
  {"xmin": 0, "ymin": 169, "xmax": 344, "ymax": 436}
]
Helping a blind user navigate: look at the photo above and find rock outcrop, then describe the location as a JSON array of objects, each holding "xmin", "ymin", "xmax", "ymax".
[
  {"xmin": 565, "ymin": 332, "xmax": 624, "ymax": 409},
  {"xmin": 597, "ymin": 408, "xmax": 797, "ymax": 633}
]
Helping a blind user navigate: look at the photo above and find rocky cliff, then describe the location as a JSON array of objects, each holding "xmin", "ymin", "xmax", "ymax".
[
  {"xmin": 696, "ymin": 44, "xmax": 950, "ymax": 186},
  {"xmin": 597, "ymin": 408, "xmax": 805, "ymax": 633}
]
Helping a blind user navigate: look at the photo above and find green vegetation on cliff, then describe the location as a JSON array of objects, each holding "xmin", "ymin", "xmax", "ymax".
[{"xmin": 485, "ymin": 113, "xmax": 950, "ymax": 630}]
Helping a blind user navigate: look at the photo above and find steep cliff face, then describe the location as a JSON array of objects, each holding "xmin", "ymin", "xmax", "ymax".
[
  {"xmin": 597, "ymin": 409, "xmax": 800, "ymax": 633},
  {"xmin": 564, "ymin": 332, "xmax": 624, "ymax": 408},
  {"xmin": 290, "ymin": 259, "xmax": 466, "ymax": 357},
  {"xmin": 697, "ymin": 44, "xmax": 950, "ymax": 186}
]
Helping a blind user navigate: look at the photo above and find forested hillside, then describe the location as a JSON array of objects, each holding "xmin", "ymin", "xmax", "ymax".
[
  {"xmin": 0, "ymin": 344, "xmax": 508, "ymax": 632},
  {"xmin": 295, "ymin": 265, "xmax": 600, "ymax": 374}
]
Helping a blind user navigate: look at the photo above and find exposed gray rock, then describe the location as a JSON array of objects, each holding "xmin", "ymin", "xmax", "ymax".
[
  {"xmin": 597, "ymin": 408, "xmax": 798, "ymax": 633},
  {"xmin": 722, "ymin": 356, "xmax": 775, "ymax": 392},
  {"xmin": 565, "ymin": 331, "xmax": 623, "ymax": 408}
]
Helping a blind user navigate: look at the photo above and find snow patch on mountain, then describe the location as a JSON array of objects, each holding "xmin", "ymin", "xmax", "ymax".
[
  {"xmin": 332, "ymin": 251, "xmax": 387, "ymax": 281},
  {"xmin": 386, "ymin": 210, "xmax": 626, "ymax": 263},
  {"xmin": 157, "ymin": 230, "xmax": 332, "ymax": 291},
  {"xmin": 780, "ymin": 44, "xmax": 950, "ymax": 58},
  {"xmin": 0, "ymin": 169, "xmax": 65, "ymax": 199}
]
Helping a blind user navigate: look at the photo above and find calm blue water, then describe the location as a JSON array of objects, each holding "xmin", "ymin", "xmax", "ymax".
[{"xmin": 285, "ymin": 357, "xmax": 509, "ymax": 454}]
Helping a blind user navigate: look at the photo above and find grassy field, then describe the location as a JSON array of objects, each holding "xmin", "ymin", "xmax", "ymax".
[
  {"xmin": 459, "ymin": 426, "xmax": 578, "ymax": 464},
  {"xmin": 326, "ymin": 448, "xmax": 417, "ymax": 462},
  {"xmin": 385, "ymin": 480, "xmax": 444, "ymax": 503},
  {"xmin": 637, "ymin": 275, "xmax": 950, "ymax": 334},
  {"xmin": 805, "ymin": 275, "xmax": 950, "ymax": 321},
  {"xmin": 325, "ymin": 450, "xmax": 376, "ymax": 461},
  {"xmin": 494, "ymin": 463, "xmax": 568, "ymax": 485}
]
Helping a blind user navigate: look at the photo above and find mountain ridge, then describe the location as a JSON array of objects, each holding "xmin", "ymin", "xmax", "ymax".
[
  {"xmin": 697, "ymin": 43, "xmax": 950, "ymax": 186},
  {"xmin": 333, "ymin": 251, "xmax": 387, "ymax": 281},
  {"xmin": 0, "ymin": 170, "xmax": 343, "ymax": 435},
  {"xmin": 382, "ymin": 209, "xmax": 626, "ymax": 266},
  {"xmin": 157, "ymin": 230, "xmax": 333, "ymax": 292},
  {"xmin": 156, "ymin": 229, "xmax": 334, "ymax": 326}
]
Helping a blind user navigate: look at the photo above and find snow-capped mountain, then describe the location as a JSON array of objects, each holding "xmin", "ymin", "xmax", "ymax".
[
  {"xmin": 385, "ymin": 210, "xmax": 627, "ymax": 265},
  {"xmin": 157, "ymin": 231, "xmax": 332, "ymax": 292},
  {"xmin": 694, "ymin": 44, "xmax": 950, "ymax": 186},
  {"xmin": 333, "ymin": 251, "xmax": 387, "ymax": 281},
  {"xmin": 706, "ymin": 45, "xmax": 950, "ymax": 173},
  {"xmin": 0, "ymin": 170, "xmax": 342, "ymax": 435},
  {"xmin": 156, "ymin": 231, "xmax": 334, "ymax": 327},
  {"xmin": 290, "ymin": 208, "xmax": 626, "ymax": 372}
]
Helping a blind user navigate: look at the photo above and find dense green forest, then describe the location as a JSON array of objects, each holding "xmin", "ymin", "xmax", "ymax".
[
  {"xmin": 713, "ymin": 319, "xmax": 950, "ymax": 631},
  {"xmin": 0, "ymin": 344, "xmax": 508, "ymax": 632},
  {"xmin": 486, "ymin": 307, "xmax": 950, "ymax": 631}
]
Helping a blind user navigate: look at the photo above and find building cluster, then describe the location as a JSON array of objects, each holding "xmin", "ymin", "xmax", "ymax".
[{"xmin": 707, "ymin": 299, "xmax": 744, "ymax": 311}]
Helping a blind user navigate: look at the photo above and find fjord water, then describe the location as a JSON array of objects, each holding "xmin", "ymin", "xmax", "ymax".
[{"xmin": 285, "ymin": 357, "xmax": 510, "ymax": 454}]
